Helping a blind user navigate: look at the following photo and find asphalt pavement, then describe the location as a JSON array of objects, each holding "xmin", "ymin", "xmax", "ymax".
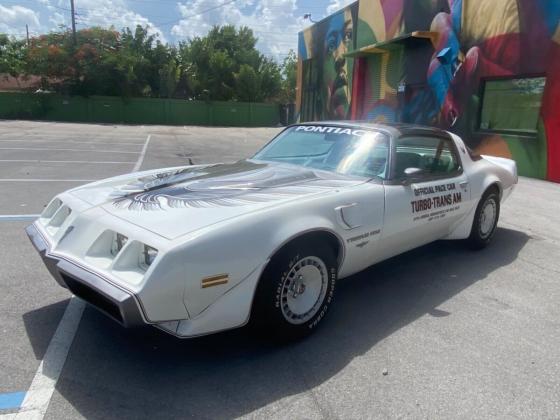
[{"xmin": 0, "ymin": 120, "xmax": 559, "ymax": 419}]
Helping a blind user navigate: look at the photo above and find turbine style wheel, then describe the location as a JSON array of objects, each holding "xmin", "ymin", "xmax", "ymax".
[
  {"xmin": 252, "ymin": 240, "xmax": 338, "ymax": 340},
  {"xmin": 468, "ymin": 188, "xmax": 500, "ymax": 249}
]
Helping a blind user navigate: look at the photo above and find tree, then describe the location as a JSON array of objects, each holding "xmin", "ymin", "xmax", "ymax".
[
  {"xmin": 159, "ymin": 57, "xmax": 180, "ymax": 98},
  {"xmin": 279, "ymin": 50, "xmax": 297, "ymax": 103},
  {"xmin": 258, "ymin": 57, "xmax": 282, "ymax": 102},
  {"xmin": 0, "ymin": 24, "xmax": 287, "ymax": 103},
  {"xmin": 178, "ymin": 25, "xmax": 281, "ymax": 102},
  {"xmin": 0, "ymin": 35, "xmax": 27, "ymax": 82},
  {"xmin": 234, "ymin": 64, "xmax": 259, "ymax": 101},
  {"xmin": 25, "ymin": 32, "xmax": 72, "ymax": 89}
]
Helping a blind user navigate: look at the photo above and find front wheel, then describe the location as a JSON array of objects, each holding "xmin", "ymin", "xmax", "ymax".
[
  {"xmin": 251, "ymin": 241, "xmax": 338, "ymax": 340},
  {"xmin": 467, "ymin": 188, "xmax": 500, "ymax": 249}
]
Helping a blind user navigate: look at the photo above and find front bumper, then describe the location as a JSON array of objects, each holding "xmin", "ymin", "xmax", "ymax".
[{"xmin": 26, "ymin": 223, "xmax": 145, "ymax": 328}]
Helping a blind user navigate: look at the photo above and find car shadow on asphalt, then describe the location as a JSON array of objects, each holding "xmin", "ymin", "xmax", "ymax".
[
  {"xmin": 22, "ymin": 227, "xmax": 530, "ymax": 419},
  {"xmin": 22, "ymin": 298, "xmax": 69, "ymax": 360}
]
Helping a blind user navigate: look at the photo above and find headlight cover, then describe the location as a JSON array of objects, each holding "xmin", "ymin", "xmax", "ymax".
[
  {"xmin": 141, "ymin": 245, "xmax": 158, "ymax": 269},
  {"xmin": 87, "ymin": 231, "xmax": 160, "ymax": 283},
  {"xmin": 41, "ymin": 198, "xmax": 62, "ymax": 221},
  {"xmin": 44, "ymin": 204, "xmax": 72, "ymax": 235},
  {"xmin": 110, "ymin": 233, "xmax": 128, "ymax": 256}
]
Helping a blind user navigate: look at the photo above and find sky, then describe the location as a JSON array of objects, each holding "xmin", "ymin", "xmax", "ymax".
[{"xmin": 0, "ymin": 0, "xmax": 354, "ymax": 59}]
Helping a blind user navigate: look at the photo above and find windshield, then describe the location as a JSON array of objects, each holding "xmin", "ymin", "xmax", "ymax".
[{"xmin": 253, "ymin": 125, "xmax": 390, "ymax": 179}]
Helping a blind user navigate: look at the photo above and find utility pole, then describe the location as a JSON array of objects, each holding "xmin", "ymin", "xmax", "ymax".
[
  {"xmin": 25, "ymin": 24, "xmax": 29, "ymax": 46},
  {"xmin": 70, "ymin": 0, "xmax": 77, "ymax": 45}
]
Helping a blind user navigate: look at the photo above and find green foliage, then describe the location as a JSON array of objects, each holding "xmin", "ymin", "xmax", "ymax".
[
  {"xmin": 0, "ymin": 24, "xmax": 297, "ymax": 103},
  {"xmin": 234, "ymin": 64, "xmax": 259, "ymax": 102},
  {"xmin": 179, "ymin": 25, "xmax": 277, "ymax": 101},
  {"xmin": 159, "ymin": 58, "xmax": 180, "ymax": 99},
  {"xmin": 0, "ymin": 35, "xmax": 27, "ymax": 79},
  {"xmin": 280, "ymin": 50, "xmax": 297, "ymax": 103},
  {"xmin": 259, "ymin": 57, "xmax": 282, "ymax": 102}
]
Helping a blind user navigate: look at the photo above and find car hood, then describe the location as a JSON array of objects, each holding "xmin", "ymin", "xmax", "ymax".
[{"xmin": 69, "ymin": 160, "xmax": 362, "ymax": 239}]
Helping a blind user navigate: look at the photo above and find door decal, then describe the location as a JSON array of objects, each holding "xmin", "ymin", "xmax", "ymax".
[{"xmin": 410, "ymin": 181, "xmax": 464, "ymax": 222}]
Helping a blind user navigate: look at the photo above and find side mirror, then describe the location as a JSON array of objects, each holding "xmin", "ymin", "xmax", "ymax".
[{"xmin": 402, "ymin": 167, "xmax": 424, "ymax": 185}]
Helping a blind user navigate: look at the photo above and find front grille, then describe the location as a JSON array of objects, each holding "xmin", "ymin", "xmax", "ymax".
[{"xmin": 60, "ymin": 272, "xmax": 124, "ymax": 324}]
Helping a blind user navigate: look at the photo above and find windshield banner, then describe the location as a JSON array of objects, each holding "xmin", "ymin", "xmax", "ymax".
[{"xmin": 295, "ymin": 125, "xmax": 371, "ymax": 137}]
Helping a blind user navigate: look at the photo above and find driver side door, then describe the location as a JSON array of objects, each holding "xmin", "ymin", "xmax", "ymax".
[{"xmin": 378, "ymin": 134, "xmax": 471, "ymax": 260}]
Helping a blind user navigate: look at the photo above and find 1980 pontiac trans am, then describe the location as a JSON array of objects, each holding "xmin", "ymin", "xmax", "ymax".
[{"xmin": 26, "ymin": 123, "xmax": 517, "ymax": 339}]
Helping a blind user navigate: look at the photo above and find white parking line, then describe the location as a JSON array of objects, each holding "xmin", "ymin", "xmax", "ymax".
[
  {"xmin": 0, "ymin": 215, "xmax": 40, "ymax": 222},
  {"xmin": 0, "ymin": 138, "xmax": 147, "ymax": 146},
  {"xmin": 0, "ymin": 139, "xmax": 144, "ymax": 146},
  {"xmin": 0, "ymin": 134, "xmax": 153, "ymax": 419},
  {"xmin": 0, "ymin": 147, "xmax": 139, "ymax": 154},
  {"xmin": 0, "ymin": 160, "xmax": 135, "ymax": 165},
  {"xmin": 0, "ymin": 179, "xmax": 97, "ymax": 182},
  {"xmin": 133, "ymin": 134, "xmax": 151, "ymax": 172},
  {"xmin": 13, "ymin": 298, "xmax": 86, "ymax": 419}
]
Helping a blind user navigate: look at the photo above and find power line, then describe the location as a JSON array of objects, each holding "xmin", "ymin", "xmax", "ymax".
[
  {"xmin": 50, "ymin": 4, "xmax": 73, "ymax": 12},
  {"xmin": 155, "ymin": 0, "xmax": 239, "ymax": 27},
  {"xmin": 0, "ymin": 20, "xmax": 39, "ymax": 35}
]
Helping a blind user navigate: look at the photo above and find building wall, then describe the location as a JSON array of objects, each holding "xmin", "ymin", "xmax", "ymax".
[
  {"xmin": 297, "ymin": 0, "xmax": 560, "ymax": 182},
  {"xmin": 297, "ymin": 2, "xmax": 359, "ymax": 121}
]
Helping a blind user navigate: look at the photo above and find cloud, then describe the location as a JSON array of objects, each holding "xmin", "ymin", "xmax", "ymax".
[
  {"xmin": 71, "ymin": 0, "xmax": 167, "ymax": 42},
  {"xmin": 1, "ymin": 0, "xmax": 340, "ymax": 54},
  {"xmin": 0, "ymin": 5, "xmax": 41, "ymax": 35},
  {"xmin": 170, "ymin": 0, "xmax": 306, "ymax": 59},
  {"xmin": 326, "ymin": 0, "xmax": 355, "ymax": 15},
  {"xmin": 48, "ymin": 11, "xmax": 66, "ymax": 29}
]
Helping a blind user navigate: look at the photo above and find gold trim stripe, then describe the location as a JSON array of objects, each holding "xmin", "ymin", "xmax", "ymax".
[{"xmin": 201, "ymin": 274, "xmax": 229, "ymax": 288}]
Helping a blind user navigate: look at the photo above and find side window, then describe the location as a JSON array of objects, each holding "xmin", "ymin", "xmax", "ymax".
[{"xmin": 394, "ymin": 136, "xmax": 461, "ymax": 179}]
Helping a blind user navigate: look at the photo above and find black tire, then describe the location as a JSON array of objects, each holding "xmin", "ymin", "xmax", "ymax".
[
  {"xmin": 467, "ymin": 188, "xmax": 500, "ymax": 249},
  {"xmin": 251, "ymin": 240, "xmax": 338, "ymax": 340}
]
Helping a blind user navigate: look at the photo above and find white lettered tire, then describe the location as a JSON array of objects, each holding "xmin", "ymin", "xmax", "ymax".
[
  {"xmin": 468, "ymin": 188, "xmax": 500, "ymax": 249},
  {"xmin": 251, "ymin": 240, "xmax": 337, "ymax": 340}
]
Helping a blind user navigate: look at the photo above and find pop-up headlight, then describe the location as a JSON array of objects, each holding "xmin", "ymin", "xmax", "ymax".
[
  {"xmin": 110, "ymin": 232, "xmax": 128, "ymax": 256},
  {"xmin": 41, "ymin": 198, "xmax": 62, "ymax": 221},
  {"xmin": 142, "ymin": 245, "xmax": 158, "ymax": 268}
]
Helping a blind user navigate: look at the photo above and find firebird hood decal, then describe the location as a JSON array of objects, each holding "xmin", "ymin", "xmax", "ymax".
[
  {"xmin": 68, "ymin": 160, "xmax": 363, "ymax": 239},
  {"xmin": 109, "ymin": 160, "xmax": 352, "ymax": 211}
]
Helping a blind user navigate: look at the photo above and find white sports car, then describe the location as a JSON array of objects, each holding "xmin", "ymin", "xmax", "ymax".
[{"xmin": 26, "ymin": 122, "xmax": 517, "ymax": 339}]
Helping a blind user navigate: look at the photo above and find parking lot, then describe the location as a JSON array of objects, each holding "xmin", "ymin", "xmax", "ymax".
[{"xmin": 0, "ymin": 120, "xmax": 559, "ymax": 419}]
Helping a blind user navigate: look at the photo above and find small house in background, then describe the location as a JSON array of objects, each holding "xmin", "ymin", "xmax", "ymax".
[
  {"xmin": 0, "ymin": 74, "xmax": 42, "ymax": 92},
  {"xmin": 0, "ymin": 74, "xmax": 65, "ymax": 93}
]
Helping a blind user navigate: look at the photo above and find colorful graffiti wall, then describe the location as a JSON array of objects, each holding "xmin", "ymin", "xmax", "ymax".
[
  {"xmin": 297, "ymin": 0, "xmax": 560, "ymax": 182},
  {"xmin": 298, "ymin": 3, "xmax": 359, "ymax": 121}
]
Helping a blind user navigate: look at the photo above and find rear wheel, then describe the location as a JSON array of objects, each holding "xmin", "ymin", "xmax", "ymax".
[
  {"xmin": 468, "ymin": 188, "xmax": 500, "ymax": 249},
  {"xmin": 251, "ymin": 241, "xmax": 337, "ymax": 340}
]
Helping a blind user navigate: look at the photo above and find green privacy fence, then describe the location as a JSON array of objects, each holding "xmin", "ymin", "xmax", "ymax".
[{"xmin": 0, "ymin": 93, "xmax": 281, "ymax": 127}]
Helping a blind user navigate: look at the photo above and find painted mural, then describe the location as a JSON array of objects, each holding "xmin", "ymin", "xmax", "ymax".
[
  {"xmin": 297, "ymin": 0, "xmax": 560, "ymax": 182},
  {"xmin": 298, "ymin": 3, "xmax": 359, "ymax": 121}
]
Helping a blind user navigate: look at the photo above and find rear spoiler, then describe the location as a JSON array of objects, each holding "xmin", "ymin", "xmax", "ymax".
[{"xmin": 481, "ymin": 155, "xmax": 518, "ymax": 182}]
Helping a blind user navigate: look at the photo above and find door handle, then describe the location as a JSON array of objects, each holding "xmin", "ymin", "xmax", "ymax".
[{"xmin": 459, "ymin": 181, "xmax": 469, "ymax": 189}]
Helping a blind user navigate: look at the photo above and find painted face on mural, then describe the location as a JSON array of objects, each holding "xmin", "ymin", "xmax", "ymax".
[
  {"xmin": 427, "ymin": 1, "xmax": 524, "ymax": 133},
  {"xmin": 323, "ymin": 10, "xmax": 354, "ymax": 119}
]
